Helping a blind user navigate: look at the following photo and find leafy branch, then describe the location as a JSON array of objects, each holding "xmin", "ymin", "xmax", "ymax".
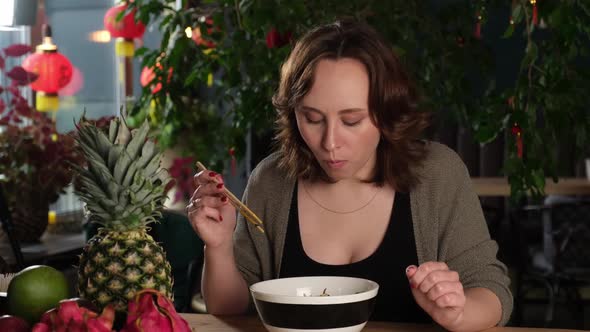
[{"xmin": 125, "ymin": 0, "xmax": 590, "ymax": 202}]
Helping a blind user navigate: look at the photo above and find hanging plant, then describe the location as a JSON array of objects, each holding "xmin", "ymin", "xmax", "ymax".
[{"xmin": 125, "ymin": 0, "xmax": 590, "ymax": 202}]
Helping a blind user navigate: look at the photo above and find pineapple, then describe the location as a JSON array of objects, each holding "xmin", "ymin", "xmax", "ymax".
[{"xmin": 73, "ymin": 117, "xmax": 173, "ymax": 314}]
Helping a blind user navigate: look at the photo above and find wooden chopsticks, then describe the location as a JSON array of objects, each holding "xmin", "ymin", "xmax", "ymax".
[{"xmin": 196, "ymin": 162, "xmax": 265, "ymax": 234}]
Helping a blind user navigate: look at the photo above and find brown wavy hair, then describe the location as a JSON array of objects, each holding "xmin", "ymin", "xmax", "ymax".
[{"xmin": 272, "ymin": 19, "xmax": 430, "ymax": 192}]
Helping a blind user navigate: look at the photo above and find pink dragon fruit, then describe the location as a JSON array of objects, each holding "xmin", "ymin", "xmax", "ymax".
[
  {"xmin": 120, "ymin": 289, "xmax": 191, "ymax": 332},
  {"xmin": 31, "ymin": 299, "xmax": 115, "ymax": 332}
]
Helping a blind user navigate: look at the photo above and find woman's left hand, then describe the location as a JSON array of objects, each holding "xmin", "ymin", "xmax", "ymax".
[{"xmin": 406, "ymin": 262, "xmax": 466, "ymax": 330}]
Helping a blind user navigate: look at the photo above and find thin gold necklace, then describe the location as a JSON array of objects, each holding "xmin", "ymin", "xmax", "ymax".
[{"xmin": 302, "ymin": 181, "xmax": 381, "ymax": 214}]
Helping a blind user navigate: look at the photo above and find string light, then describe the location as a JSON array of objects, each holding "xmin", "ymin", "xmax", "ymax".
[
  {"xmin": 473, "ymin": 1, "xmax": 485, "ymax": 39},
  {"xmin": 474, "ymin": 11, "xmax": 482, "ymax": 39},
  {"xmin": 184, "ymin": 27, "xmax": 192, "ymax": 38},
  {"xmin": 530, "ymin": 0, "xmax": 538, "ymax": 26},
  {"xmin": 511, "ymin": 123, "xmax": 523, "ymax": 159}
]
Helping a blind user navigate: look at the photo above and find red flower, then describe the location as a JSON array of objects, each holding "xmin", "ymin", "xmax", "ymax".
[
  {"xmin": 192, "ymin": 18, "xmax": 218, "ymax": 49},
  {"xmin": 140, "ymin": 64, "xmax": 173, "ymax": 93},
  {"xmin": 169, "ymin": 156, "xmax": 196, "ymax": 203},
  {"xmin": 266, "ymin": 28, "xmax": 292, "ymax": 49}
]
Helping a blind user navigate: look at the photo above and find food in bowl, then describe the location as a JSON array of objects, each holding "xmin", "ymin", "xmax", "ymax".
[{"xmin": 250, "ymin": 276, "xmax": 379, "ymax": 332}]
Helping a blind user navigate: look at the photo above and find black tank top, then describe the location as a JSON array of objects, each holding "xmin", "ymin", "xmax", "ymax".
[{"xmin": 279, "ymin": 185, "xmax": 432, "ymax": 323}]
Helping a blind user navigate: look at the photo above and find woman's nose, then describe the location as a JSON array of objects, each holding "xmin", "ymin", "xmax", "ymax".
[{"xmin": 322, "ymin": 123, "xmax": 340, "ymax": 152}]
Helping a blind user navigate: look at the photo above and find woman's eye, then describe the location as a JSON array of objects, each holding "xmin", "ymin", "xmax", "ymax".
[
  {"xmin": 343, "ymin": 119, "xmax": 362, "ymax": 126},
  {"xmin": 305, "ymin": 116, "xmax": 323, "ymax": 124}
]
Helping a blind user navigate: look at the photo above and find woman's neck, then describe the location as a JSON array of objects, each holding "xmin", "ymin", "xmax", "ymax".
[{"xmin": 300, "ymin": 178, "xmax": 385, "ymax": 215}]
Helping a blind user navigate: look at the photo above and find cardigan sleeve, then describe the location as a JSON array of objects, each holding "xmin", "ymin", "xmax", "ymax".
[
  {"xmin": 231, "ymin": 164, "xmax": 268, "ymax": 314},
  {"xmin": 435, "ymin": 149, "xmax": 514, "ymax": 326},
  {"xmin": 233, "ymin": 165, "xmax": 265, "ymax": 288},
  {"xmin": 233, "ymin": 153, "xmax": 287, "ymax": 288},
  {"xmin": 232, "ymin": 153, "xmax": 293, "ymax": 313}
]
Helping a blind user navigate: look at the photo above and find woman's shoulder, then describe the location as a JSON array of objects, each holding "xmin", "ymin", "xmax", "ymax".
[
  {"xmin": 419, "ymin": 141, "xmax": 469, "ymax": 177},
  {"xmin": 422, "ymin": 141, "xmax": 467, "ymax": 170},
  {"xmin": 248, "ymin": 151, "xmax": 292, "ymax": 189},
  {"xmin": 411, "ymin": 141, "xmax": 471, "ymax": 192},
  {"xmin": 244, "ymin": 152, "xmax": 295, "ymax": 216}
]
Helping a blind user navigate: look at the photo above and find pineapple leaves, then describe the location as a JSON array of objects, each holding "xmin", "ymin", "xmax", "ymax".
[
  {"xmin": 126, "ymin": 121, "xmax": 150, "ymax": 160},
  {"xmin": 108, "ymin": 146, "xmax": 124, "ymax": 172},
  {"xmin": 114, "ymin": 121, "xmax": 149, "ymax": 185},
  {"xmin": 136, "ymin": 141, "xmax": 157, "ymax": 169},
  {"xmin": 94, "ymin": 128, "xmax": 113, "ymax": 161},
  {"xmin": 115, "ymin": 120, "xmax": 131, "ymax": 146},
  {"xmin": 84, "ymin": 147, "xmax": 117, "ymax": 196},
  {"xmin": 122, "ymin": 162, "xmax": 139, "ymax": 187},
  {"xmin": 108, "ymin": 118, "xmax": 120, "ymax": 143},
  {"xmin": 143, "ymin": 152, "xmax": 162, "ymax": 176},
  {"xmin": 153, "ymin": 169, "xmax": 169, "ymax": 185},
  {"xmin": 113, "ymin": 151, "xmax": 133, "ymax": 184},
  {"xmin": 74, "ymin": 117, "xmax": 171, "ymax": 231}
]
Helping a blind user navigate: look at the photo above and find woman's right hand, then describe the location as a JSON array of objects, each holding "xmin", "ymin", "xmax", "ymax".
[{"xmin": 186, "ymin": 170, "xmax": 237, "ymax": 249}]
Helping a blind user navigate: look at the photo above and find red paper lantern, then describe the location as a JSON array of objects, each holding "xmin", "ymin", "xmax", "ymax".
[
  {"xmin": 24, "ymin": 53, "xmax": 72, "ymax": 93},
  {"xmin": 59, "ymin": 66, "xmax": 84, "ymax": 96},
  {"xmin": 22, "ymin": 25, "xmax": 73, "ymax": 112},
  {"xmin": 104, "ymin": 3, "xmax": 146, "ymax": 57}
]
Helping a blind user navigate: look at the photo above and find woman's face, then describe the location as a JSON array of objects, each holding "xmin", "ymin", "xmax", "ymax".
[{"xmin": 296, "ymin": 58, "xmax": 381, "ymax": 182}]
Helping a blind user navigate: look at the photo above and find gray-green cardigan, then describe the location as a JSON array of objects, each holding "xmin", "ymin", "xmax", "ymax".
[{"xmin": 233, "ymin": 141, "xmax": 513, "ymax": 325}]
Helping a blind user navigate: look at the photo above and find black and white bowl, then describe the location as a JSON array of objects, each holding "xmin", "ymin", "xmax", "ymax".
[{"xmin": 250, "ymin": 276, "xmax": 379, "ymax": 332}]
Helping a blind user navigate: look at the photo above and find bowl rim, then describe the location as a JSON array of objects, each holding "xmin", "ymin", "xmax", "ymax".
[{"xmin": 250, "ymin": 276, "xmax": 379, "ymax": 305}]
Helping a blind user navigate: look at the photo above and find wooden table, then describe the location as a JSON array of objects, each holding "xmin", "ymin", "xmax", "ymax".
[
  {"xmin": 471, "ymin": 177, "xmax": 590, "ymax": 197},
  {"xmin": 180, "ymin": 314, "xmax": 583, "ymax": 332}
]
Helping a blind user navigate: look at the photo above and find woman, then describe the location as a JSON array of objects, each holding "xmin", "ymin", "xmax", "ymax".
[{"xmin": 187, "ymin": 19, "xmax": 512, "ymax": 330}]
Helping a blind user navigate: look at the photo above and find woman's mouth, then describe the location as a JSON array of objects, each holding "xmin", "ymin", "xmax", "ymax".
[{"xmin": 326, "ymin": 160, "xmax": 346, "ymax": 169}]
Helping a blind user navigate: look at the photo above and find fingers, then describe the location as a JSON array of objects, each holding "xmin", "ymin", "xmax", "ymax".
[
  {"xmin": 432, "ymin": 289, "xmax": 465, "ymax": 308},
  {"xmin": 186, "ymin": 170, "xmax": 228, "ymax": 217},
  {"xmin": 187, "ymin": 203, "xmax": 223, "ymax": 229},
  {"xmin": 198, "ymin": 205, "xmax": 224, "ymax": 223},
  {"xmin": 187, "ymin": 195, "xmax": 228, "ymax": 213},
  {"xmin": 189, "ymin": 182, "xmax": 226, "ymax": 203},
  {"xmin": 406, "ymin": 262, "xmax": 466, "ymax": 328},
  {"xmin": 191, "ymin": 171, "xmax": 225, "ymax": 199},
  {"xmin": 425, "ymin": 281, "xmax": 464, "ymax": 303},
  {"xmin": 194, "ymin": 170, "xmax": 223, "ymax": 187},
  {"xmin": 407, "ymin": 262, "xmax": 452, "ymax": 291},
  {"xmin": 187, "ymin": 195, "xmax": 229, "ymax": 216},
  {"xmin": 406, "ymin": 262, "xmax": 464, "ymax": 308},
  {"xmin": 187, "ymin": 205, "xmax": 224, "ymax": 235},
  {"xmin": 418, "ymin": 270, "xmax": 460, "ymax": 295}
]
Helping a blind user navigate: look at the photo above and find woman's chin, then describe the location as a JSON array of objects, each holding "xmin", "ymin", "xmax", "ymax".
[{"xmin": 320, "ymin": 169, "xmax": 348, "ymax": 182}]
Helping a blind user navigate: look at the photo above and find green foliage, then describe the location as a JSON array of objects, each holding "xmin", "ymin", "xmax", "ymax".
[{"xmin": 127, "ymin": 0, "xmax": 590, "ymax": 201}]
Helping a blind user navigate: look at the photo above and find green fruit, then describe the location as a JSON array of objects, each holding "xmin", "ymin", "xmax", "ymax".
[{"xmin": 7, "ymin": 265, "xmax": 70, "ymax": 324}]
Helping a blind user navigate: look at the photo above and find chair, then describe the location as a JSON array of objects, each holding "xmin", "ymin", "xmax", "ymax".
[
  {"xmin": 0, "ymin": 184, "xmax": 24, "ymax": 271},
  {"xmin": 510, "ymin": 200, "xmax": 590, "ymax": 328},
  {"xmin": 149, "ymin": 210, "xmax": 204, "ymax": 312}
]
